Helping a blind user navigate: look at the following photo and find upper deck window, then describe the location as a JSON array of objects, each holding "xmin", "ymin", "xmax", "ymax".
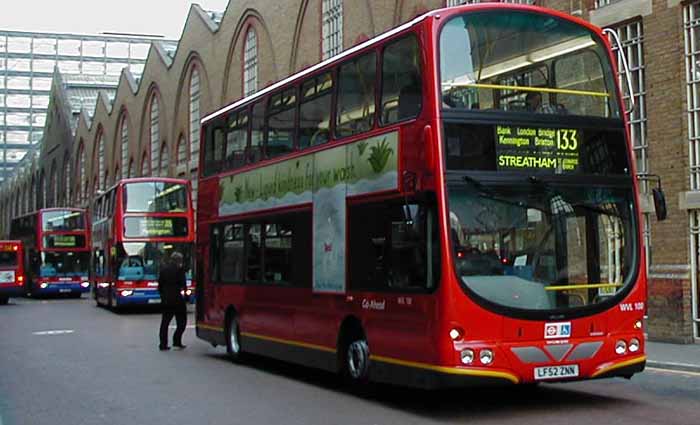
[
  {"xmin": 124, "ymin": 182, "xmax": 188, "ymax": 213},
  {"xmin": 42, "ymin": 210, "xmax": 85, "ymax": 231},
  {"xmin": 440, "ymin": 11, "xmax": 620, "ymax": 118}
]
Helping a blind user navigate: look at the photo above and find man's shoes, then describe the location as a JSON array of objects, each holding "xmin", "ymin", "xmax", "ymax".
[
  {"xmin": 159, "ymin": 345, "xmax": 170, "ymax": 351},
  {"xmin": 173, "ymin": 344, "xmax": 186, "ymax": 349}
]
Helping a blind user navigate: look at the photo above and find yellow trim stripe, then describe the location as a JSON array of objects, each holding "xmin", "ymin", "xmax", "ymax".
[
  {"xmin": 445, "ymin": 82, "xmax": 610, "ymax": 98},
  {"xmin": 592, "ymin": 355, "xmax": 647, "ymax": 378},
  {"xmin": 197, "ymin": 324, "xmax": 224, "ymax": 332},
  {"xmin": 241, "ymin": 332, "xmax": 336, "ymax": 353},
  {"xmin": 545, "ymin": 283, "xmax": 622, "ymax": 291},
  {"xmin": 240, "ymin": 331, "xmax": 520, "ymax": 383},
  {"xmin": 370, "ymin": 354, "xmax": 520, "ymax": 384}
]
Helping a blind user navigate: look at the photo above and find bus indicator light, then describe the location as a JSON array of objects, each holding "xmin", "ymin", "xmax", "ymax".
[{"xmin": 449, "ymin": 328, "xmax": 463, "ymax": 341}]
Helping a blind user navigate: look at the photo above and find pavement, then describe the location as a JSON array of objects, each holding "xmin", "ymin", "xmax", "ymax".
[{"xmin": 646, "ymin": 340, "xmax": 700, "ymax": 373}]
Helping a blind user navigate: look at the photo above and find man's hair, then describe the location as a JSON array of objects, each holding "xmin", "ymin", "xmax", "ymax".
[{"xmin": 170, "ymin": 252, "xmax": 184, "ymax": 264}]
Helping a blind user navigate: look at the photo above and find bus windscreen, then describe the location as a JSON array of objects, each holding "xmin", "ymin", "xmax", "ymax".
[
  {"xmin": 124, "ymin": 182, "xmax": 188, "ymax": 213},
  {"xmin": 0, "ymin": 251, "xmax": 17, "ymax": 268},
  {"xmin": 440, "ymin": 10, "xmax": 620, "ymax": 118},
  {"xmin": 38, "ymin": 251, "xmax": 89, "ymax": 277},
  {"xmin": 42, "ymin": 211, "xmax": 85, "ymax": 231}
]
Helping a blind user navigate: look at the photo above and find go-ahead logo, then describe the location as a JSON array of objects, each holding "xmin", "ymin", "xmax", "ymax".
[{"xmin": 544, "ymin": 322, "xmax": 572, "ymax": 339}]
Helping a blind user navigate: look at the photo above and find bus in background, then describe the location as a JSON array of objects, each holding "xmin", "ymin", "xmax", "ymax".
[
  {"xmin": 10, "ymin": 209, "xmax": 90, "ymax": 297},
  {"xmin": 195, "ymin": 4, "xmax": 665, "ymax": 388},
  {"xmin": 0, "ymin": 241, "xmax": 24, "ymax": 305},
  {"xmin": 91, "ymin": 178, "xmax": 195, "ymax": 309}
]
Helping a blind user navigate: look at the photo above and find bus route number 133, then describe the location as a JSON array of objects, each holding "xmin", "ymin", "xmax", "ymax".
[{"xmin": 557, "ymin": 129, "xmax": 578, "ymax": 151}]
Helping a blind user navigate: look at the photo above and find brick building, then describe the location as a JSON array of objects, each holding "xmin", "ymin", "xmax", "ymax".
[{"xmin": 0, "ymin": 0, "xmax": 697, "ymax": 342}]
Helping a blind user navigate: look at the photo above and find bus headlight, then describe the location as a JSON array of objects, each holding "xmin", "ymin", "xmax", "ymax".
[
  {"xmin": 40, "ymin": 283, "xmax": 48, "ymax": 289},
  {"xmin": 81, "ymin": 281, "xmax": 90, "ymax": 288},
  {"xmin": 120, "ymin": 290, "xmax": 133, "ymax": 297},
  {"xmin": 628, "ymin": 338, "xmax": 640, "ymax": 353},
  {"xmin": 479, "ymin": 349, "xmax": 494, "ymax": 365},
  {"xmin": 615, "ymin": 340, "xmax": 627, "ymax": 355},
  {"xmin": 460, "ymin": 349, "xmax": 474, "ymax": 365}
]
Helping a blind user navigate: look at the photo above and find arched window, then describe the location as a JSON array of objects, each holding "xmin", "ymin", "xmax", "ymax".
[
  {"xmin": 189, "ymin": 68, "xmax": 200, "ymax": 171},
  {"xmin": 96, "ymin": 131, "xmax": 104, "ymax": 190},
  {"xmin": 141, "ymin": 152, "xmax": 149, "ymax": 177},
  {"xmin": 322, "ymin": 0, "xmax": 343, "ymax": 60},
  {"xmin": 128, "ymin": 158, "xmax": 134, "ymax": 178},
  {"xmin": 243, "ymin": 28, "xmax": 258, "ymax": 97},
  {"xmin": 113, "ymin": 166, "xmax": 119, "ymax": 186},
  {"xmin": 149, "ymin": 94, "xmax": 160, "ymax": 176},
  {"xmin": 77, "ymin": 143, "xmax": 86, "ymax": 203},
  {"xmin": 177, "ymin": 135, "xmax": 187, "ymax": 166},
  {"xmin": 120, "ymin": 114, "xmax": 129, "ymax": 179},
  {"xmin": 64, "ymin": 158, "xmax": 71, "ymax": 206},
  {"xmin": 160, "ymin": 143, "xmax": 169, "ymax": 176},
  {"xmin": 50, "ymin": 162, "xmax": 58, "ymax": 207}
]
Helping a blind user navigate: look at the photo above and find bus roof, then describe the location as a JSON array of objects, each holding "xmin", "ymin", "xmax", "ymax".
[{"xmin": 201, "ymin": 4, "xmax": 600, "ymax": 126}]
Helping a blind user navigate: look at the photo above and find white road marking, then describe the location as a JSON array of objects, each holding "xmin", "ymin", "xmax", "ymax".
[
  {"xmin": 168, "ymin": 325, "xmax": 196, "ymax": 329},
  {"xmin": 32, "ymin": 329, "xmax": 75, "ymax": 336},
  {"xmin": 647, "ymin": 367, "xmax": 700, "ymax": 378}
]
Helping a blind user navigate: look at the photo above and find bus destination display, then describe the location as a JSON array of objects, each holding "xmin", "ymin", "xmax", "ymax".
[
  {"xmin": 43, "ymin": 234, "xmax": 85, "ymax": 248},
  {"xmin": 495, "ymin": 125, "xmax": 580, "ymax": 173},
  {"xmin": 124, "ymin": 217, "xmax": 188, "ymax": 238}
]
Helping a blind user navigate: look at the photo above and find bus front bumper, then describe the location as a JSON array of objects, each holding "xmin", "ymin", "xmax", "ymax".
[
  {"xmin": 0, "ymin": 284, "xmax": 24, "ymax": 297},
  {"xmin": 35, "ymin": 281, "xmax": 90, "ymax": 295},
  {"xmin": 114, "ymin": 289, "xmax": 162, "ymax": 306}
]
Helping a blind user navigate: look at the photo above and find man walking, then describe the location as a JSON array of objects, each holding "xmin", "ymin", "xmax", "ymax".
[{"xmin": 158, "ymin": 251, "xmax": 187, "ymax": 351}]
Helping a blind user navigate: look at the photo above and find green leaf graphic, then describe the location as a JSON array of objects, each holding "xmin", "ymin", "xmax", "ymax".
[
  {"xmin": 367, "ymin": 138, "xmax": 393, "ymax": 173},
  {"xmin": 357, "ymin": 141, "xmax": 368, "ymax": 157}
]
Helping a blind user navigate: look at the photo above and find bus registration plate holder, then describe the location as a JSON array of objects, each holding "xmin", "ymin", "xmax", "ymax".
[{"xmin": 534, "ymin": 364, "xmax": 579, "ymax": 380}]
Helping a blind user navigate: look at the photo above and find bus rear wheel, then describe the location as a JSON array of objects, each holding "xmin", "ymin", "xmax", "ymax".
[
  {"xmin": 343, "ymin": 338, "xmax": 370, "ymax": 382},
  {"xmin": 226, "ymin": 315, "xmax": 243, "ymax": 362}
]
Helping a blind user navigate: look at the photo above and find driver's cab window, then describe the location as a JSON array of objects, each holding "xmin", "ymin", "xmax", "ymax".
[{"xmin": 349, "ymin": 198, "xmax": 440, "ymax": 292}]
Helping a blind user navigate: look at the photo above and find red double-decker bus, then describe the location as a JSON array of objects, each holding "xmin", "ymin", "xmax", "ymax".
[
  {"xmin": 10, "ymin": 208, "xmax": 91, "ymax": 297},
  {"xmin": 0, "ymin": 241, "xmax": 24, "ymax": 304},
  {"xmin": 91, "ymin": 178, "xmax": 195, "ymax": 309},
  {"xmin": 195, "ymin": 4, "xmax": 666, "ymax": 388}
]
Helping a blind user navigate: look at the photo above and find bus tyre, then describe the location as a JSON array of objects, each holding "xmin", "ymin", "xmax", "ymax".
[
  {"xmin": 344, "ymin": 338, "xmax": 370, "ymax": 382},
  {"xmin": 226, "ymin": 315, "xmax": 243, "ymax": 362}
]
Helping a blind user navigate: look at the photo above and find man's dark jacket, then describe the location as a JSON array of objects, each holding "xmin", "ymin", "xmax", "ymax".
[{"xmin": 158, "ymin": 261, "xmax": 187, "ymax": 312}]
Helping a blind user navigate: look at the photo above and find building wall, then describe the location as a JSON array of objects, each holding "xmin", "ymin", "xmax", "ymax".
[{"xmin": 0, "ymin": 0, "xmax": 698, "ymax": 342}]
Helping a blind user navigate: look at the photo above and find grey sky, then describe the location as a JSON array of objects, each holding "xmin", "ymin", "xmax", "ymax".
[{"xmin": 0, "ymin": 0, "xmax": 231, "ymax": 39}]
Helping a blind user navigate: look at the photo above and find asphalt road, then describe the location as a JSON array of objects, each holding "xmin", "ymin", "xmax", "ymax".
[{"xmin": 1, "ymin": 297, "xmax": 699, "ymax": 425}]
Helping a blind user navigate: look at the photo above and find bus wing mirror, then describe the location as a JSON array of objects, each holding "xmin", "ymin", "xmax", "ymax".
[
  {"xmin": 652, "ymin": 187, "xmax": 667, "ymax": 221},
  {"xmin": 639, "ymin": 174, "xmax": 667, "ymax": 221}
]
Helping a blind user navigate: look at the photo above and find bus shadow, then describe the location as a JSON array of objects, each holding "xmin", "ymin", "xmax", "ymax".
[{"xmin": 204, "ymin": 351, "xmax": 638, "ymax": 420}]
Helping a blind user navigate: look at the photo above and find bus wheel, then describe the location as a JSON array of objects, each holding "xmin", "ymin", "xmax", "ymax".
[
  {"xmin": 0, "ymin": 296, "xmax": 8, "ymax": 305},
  {"xmin": 226, "ymin": 315, "xmax": 243, "ymax": 362},
  {"xmin": 344, "ymin": 338, "xmax": 370, "ymax": 382}
]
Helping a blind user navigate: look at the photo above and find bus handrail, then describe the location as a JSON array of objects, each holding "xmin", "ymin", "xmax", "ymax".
[
  {"xmin": 603, "ymin": 27, "xmax": 636, "ymax": 115},
  {"xmin": 442, "ymin": 82, "xmax": 610, "ymax": 98},
  {"xmin": 544, "ymin": 283, "xmax": 623, "ymax": 291}
]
